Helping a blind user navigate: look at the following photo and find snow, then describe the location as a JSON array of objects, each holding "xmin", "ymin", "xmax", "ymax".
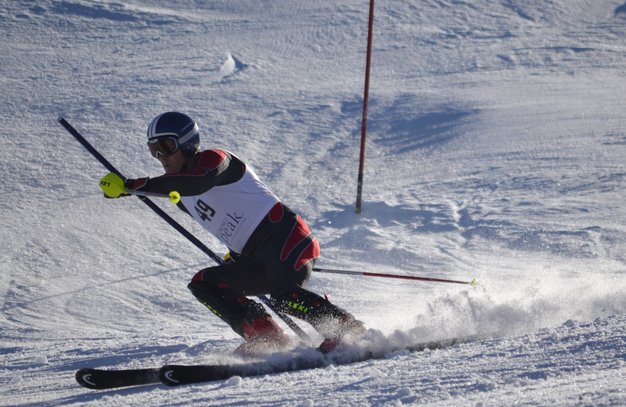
[{"xmin": 1, "ymin": 0, "xmax": 625, "ymax": 405}]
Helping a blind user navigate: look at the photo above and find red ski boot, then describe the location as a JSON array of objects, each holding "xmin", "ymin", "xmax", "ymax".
[
  {"xmin": 317, "ymin": 315, "xmax": 367, "ymax": 354},
  {"xmin": 235, "ymin": 315, "xmax": 292, "ymax": 357}
]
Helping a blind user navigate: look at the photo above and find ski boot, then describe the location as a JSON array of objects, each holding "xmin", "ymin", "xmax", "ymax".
[
  {"xmin": 235, "ymin": 314, "xmax": 292, "ymax": 356},
  {"xmin": 317, "ymin": 314, "xmax": 367, "ymax": 353}
]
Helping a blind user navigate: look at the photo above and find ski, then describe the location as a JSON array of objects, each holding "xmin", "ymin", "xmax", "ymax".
[
  {"xmin": 159, "ymin": 356, "xmax": 325, "ymax": 387},
  {"xmin": 76, "ymin": 337, "xmax": 465, "ymax": 390},
  {"xmin": 159, "ymin": 337, "xmax": 464, "ymax": 387},
  {"xmin": 75, "ymin": 367, "xmax": 160, "ymax": 390}
]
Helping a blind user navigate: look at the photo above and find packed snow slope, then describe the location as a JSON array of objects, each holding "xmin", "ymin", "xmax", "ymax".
[{"xmin": 1, "ymin": 0, "xmax": 625, "ymax": 405}]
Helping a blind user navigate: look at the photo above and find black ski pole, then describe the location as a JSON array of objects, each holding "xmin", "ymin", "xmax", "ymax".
[{"xmin": 58, "ymin": 117, "xmax": 309, "ymax": 341}]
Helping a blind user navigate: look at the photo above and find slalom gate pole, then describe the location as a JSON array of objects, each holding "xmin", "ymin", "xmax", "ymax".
[
  {"xmin": 355, "ymin": 0, "xmax": 375, "ymax": 214},
  {"xmin": 58, "ymin": 117, "xmax": 309, "ymax": 341},
  {"xmin": 313, "ymin": 267, "xmax": 477, "ymax": 286}
]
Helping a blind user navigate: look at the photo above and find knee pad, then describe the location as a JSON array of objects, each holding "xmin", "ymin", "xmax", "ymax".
[{"xmin": 190, "ymin": 266, "xmax": 222, "ymax": 284}]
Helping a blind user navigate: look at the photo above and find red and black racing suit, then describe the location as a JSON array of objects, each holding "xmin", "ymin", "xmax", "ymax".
[{"xmin": 127, "ymin": 149, "xmax": 354, "ymax": 339}]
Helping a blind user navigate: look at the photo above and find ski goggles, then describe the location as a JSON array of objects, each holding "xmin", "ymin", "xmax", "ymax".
[{"xmin": 147, "ymin": 136, "xmax": 179, "ymax": 159}]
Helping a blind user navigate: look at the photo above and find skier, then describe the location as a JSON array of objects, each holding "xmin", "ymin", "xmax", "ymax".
[{"xmin": 99, "ymin": 111, "xmax": 365, "ymax": 354}]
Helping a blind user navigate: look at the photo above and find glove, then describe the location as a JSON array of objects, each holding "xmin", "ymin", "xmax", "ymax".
[
  {"xmin": 223, "ymin": 251, "xmax": 242, "ymax": 264},
  {"xmin": 99, "ymin": 172, "xmax": 129, "ymax": 198}
]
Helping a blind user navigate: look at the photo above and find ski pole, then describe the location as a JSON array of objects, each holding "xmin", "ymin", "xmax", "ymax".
[
  {"xmin": 58, "ymin": 118, "xmax": 227, "ymax": 263},
  {"xmin": 313, "ymin": 267, "xmax": 477, "ymax": 286},
  {"xmin": 58, "ymin": 117, "xmax": 309, "ymax": 341}
]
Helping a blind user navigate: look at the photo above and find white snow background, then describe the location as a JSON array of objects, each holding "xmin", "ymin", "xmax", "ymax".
[{"xmin": 1, "ymin": 0, "xmax": 626, "ymax": 405}]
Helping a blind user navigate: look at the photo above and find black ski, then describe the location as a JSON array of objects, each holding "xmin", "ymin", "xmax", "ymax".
[
  {"xmin": 159, "ymin": 356, "xmax": 324, "ymax": 386},
  {"xmin": 76, "ymin": 337, "xmax": 465, "ymax": 390},
  {"xmin": 159, "ymin": 337, "xmax": 463, "ymax": 387},
  {"xmin": 75, "ymin": 367, "xmax": 160, "ymax": 389}
]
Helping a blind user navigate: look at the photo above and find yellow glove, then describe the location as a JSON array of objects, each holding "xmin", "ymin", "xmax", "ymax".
[
  {"xmin": 223, "ymin": 251, "xmax": 242, "ymax": 263},
  {"xmin": 99, "ymin": 172, "xmax": 129, "ymax": 198}
]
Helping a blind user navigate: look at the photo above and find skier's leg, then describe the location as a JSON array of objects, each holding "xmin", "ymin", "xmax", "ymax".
[
  {"xmin": 250, "ymin": 204, "xmax": 365, "ymax": 349},
  {"xmin": 188, "ymin": 261, "xmax": 289, "ymax": 349},
  {"xmin": 271, "ymin": 284, "xmax": 365, "ymax": 351}
]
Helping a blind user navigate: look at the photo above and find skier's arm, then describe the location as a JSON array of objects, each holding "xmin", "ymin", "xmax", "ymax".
[{"xmin": 125, "ymin": 150, "xmax": 244, "ymax": 196}]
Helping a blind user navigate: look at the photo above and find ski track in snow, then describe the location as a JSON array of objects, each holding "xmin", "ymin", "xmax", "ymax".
[{"xmin": 1, "ymin": 0, "xmax": 625, "ymax": 405}]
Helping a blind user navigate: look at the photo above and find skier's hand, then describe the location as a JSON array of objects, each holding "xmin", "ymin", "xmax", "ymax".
[
  {"xmin": 99, "ymin": 172, "xmax": 129, "ymax": 198},
  {"xmin": 223, "ymin": 251, "xmax": 242, "ymax": 263}
]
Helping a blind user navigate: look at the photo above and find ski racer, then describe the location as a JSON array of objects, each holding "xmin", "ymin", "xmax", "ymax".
[{"xmin": 99, "ymin": 111, "xmax": 365, "ymax": 354}]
